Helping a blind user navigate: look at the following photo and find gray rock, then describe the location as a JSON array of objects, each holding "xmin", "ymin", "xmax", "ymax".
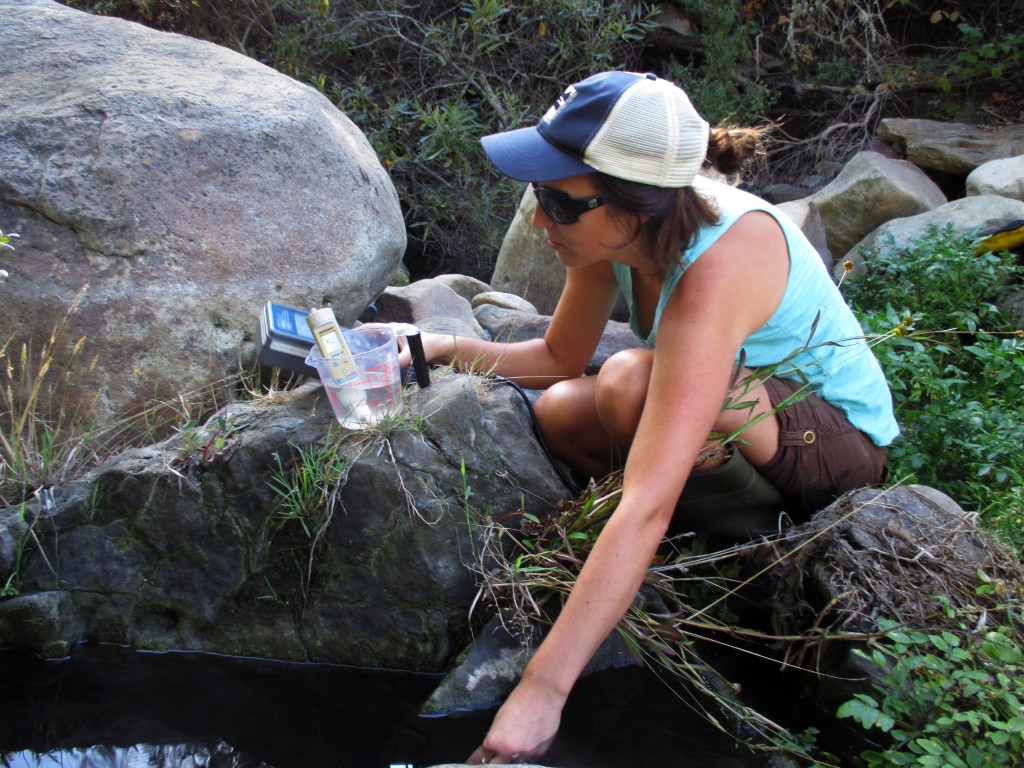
[
  {"xmin": 0, "ymin": 0, "xmax": 404, "ymax": 426},
  {"xmin": 435, "ymin": 273, "xmax": 493, "ymax": 303},
  {"xmin": 375, "ymin": 278, "xmax": 486, "ymax": 339},
  {"xmin": 472, "ymin": 304, "xmax": 645, "ymax": 375},
  {"xmin": 775, "ymin": 198, "xmax": 833, "ymax": 269},
  {"xmin": 421, "ymin": 615, "xmax": 638, "ymax": 715},
  {"xmin": 767, "ymin": 484, "xmax": 1022, "ymax": 716},
  {"xmin": 0, "ymin": 374, "xmax": 571, "ymax": 667},
  {"xmin": 809, "ymin": 151, "xmax": 947, "ymax": 258},
  {"xmin": 0, "ymin": 591, "xmax": 82, "ymax": 657},
  {"xmin": 841, "ymin": 194, "xmax": 1024, "ymax": 276},
  {"xmin": 966, "ymin": 155, "xmax": 1024, "ymax": 201},
  {"xmin": 877, "ymin": 118, "xmax": 1024, "ymax": 176},
  {"xmin": 471, "ymin": 291, "xmax": 539, "ymax": 314},
  {"xmin": 998, "ymin": 288, "xmax": 1024, "ymax": 331}
]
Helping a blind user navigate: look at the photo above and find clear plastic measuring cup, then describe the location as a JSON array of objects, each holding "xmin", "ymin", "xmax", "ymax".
[{"xmin": 305, "ymin": 325, "xmax": 401, "ymax": 428}]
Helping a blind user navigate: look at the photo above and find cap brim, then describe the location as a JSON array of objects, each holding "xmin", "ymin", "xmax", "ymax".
[{"xmin": 481, "ymin": 125, "xmax": 594, "ymax": 182}]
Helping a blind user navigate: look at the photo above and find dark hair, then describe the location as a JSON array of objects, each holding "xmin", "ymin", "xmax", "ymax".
[{"xmin": 593, "ymin": 126, "xmax": 765, "ymax": 270}]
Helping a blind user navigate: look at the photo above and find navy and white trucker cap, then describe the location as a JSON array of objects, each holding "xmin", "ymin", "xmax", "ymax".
[{"xmin": 481, "ymin": 71, "xmax": 710, "ymax": 188}]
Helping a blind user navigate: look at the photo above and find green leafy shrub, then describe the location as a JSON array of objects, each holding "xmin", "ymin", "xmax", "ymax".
[
  {"xmin": 845, "ymin": 226, "xmax": 1024, "ymax": 554},
  {"xmin": 935, "ymin": 22, "xmax": 1024, "ymax": 115},
  {"xmin": 664, "ymin": 0, "xmax": 771, "ymax": 125},
  {"xmin": 316, "ymin": 0, "xmax": 659, "ymax": 278},
  {"xmin": 838, "ymin": 610, "xmax": 1024, "ymax": 767}
]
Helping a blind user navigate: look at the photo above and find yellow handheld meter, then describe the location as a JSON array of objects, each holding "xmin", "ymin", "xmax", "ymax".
[{"xmin": 306, "ymin": 306, "xmax": 358, "ymax": 383}]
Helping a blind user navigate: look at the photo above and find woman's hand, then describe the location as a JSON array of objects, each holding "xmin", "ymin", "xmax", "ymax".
[
  {"xmin": 466, "ymin": 674, "xmax": 564, "ymax": 764},
  {"xmin": 394, "ymin": 330, "xmax": 453, "ymax": 369}
]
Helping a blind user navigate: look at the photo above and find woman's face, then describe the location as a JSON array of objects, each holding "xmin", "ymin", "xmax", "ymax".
[{"xmin": 531, "ymin": 174, "xmax": 646, "ymax": 269}]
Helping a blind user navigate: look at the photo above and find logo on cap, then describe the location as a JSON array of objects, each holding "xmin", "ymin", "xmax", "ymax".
[{"xmin": 542, "ymin": 85, "xmax": 579, "ymax": 126}]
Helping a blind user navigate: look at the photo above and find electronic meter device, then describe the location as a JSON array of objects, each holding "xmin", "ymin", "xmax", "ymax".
[
  {"xmin": 305, "ymin": 306, "xmax": 358, "ymax": 383},
  {"xmin": 257, "ymin": 301, "xmax": 318, "ymax": 376}
]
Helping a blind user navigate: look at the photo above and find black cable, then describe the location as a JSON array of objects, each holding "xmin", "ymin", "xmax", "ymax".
[{"xmin": 487, "ymin": 374, "xmax": 582, "ymax": 497}]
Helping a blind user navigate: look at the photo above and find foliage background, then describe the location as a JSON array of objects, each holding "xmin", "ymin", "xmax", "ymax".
[{"xmin": 58, "ymin": 0, "xmax": 1024, "ymax": 280}]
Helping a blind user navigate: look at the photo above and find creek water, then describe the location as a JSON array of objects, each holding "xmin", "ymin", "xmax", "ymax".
[{"xmin": 0, "ymin": 642, "xmax": 779, "ymax": 768}]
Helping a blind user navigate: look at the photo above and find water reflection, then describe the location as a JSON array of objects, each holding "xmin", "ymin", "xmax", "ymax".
[
  {"xmin": 1, "ymin": 643, "xmax": 762, "ymax": 768},
  {"xmin": 3, "ymin": 743, "xmax": 269, "ymax": 767}
]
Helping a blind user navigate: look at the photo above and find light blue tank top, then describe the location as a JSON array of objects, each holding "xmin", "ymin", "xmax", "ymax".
[{"xmin": 612, "ymin": 177, "xmax": 899, "ymax": 446}]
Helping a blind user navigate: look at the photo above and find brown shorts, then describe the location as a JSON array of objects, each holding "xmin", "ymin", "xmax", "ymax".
[{"xmin": 756, "ymin": 377, "xmax": 888, "ymax": 519}]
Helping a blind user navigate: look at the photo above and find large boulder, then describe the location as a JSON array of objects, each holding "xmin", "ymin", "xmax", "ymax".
[
  {"xmin": 808, "ymin": 151, "xmax": 947, "ymax": 258},
  {"xmin": 0, "ymin": 373, "xmax": 570, "ymax": 668},
  {"xmin": 877, "ymin": 118, "xmax": 1024, "ymax": 177},
  {"xmin": 966, "ymin": 155, "xmax": 1024, "ymax": 201},
  {"xmin": 489, "ymin": 188, "xmax": 567, "ymax": 317},
  {"xmin": 0, "ymin": 0, "xmax": 405, "ymax": 427}
]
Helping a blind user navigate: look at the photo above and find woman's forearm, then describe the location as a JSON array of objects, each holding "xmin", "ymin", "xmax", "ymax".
[
  {"xmin": 521, "ymin": 497, "xmax": 671, "ymax": 696},
  {"xmin": 420, "ymin": 332, "xmax": 579, "ymax": 390}
]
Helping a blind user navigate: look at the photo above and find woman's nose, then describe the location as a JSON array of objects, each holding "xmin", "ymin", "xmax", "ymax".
[{"xmin": 531, "ymin": 197, "xmax": 553, "ymax": 227}]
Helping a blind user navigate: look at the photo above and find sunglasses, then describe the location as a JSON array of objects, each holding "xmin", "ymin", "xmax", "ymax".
[{"xmin": 531, "ymin": 183, "xmax": 605, "ymax": 225}]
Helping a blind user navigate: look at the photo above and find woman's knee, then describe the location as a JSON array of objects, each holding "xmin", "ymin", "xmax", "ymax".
[
  {"xmin": 594, "ymin": 349, "xmax": 653, "ymax": 441},
  {"xmin": 534, "ymin": 378, "xmax": 596, "ymax": 438}
]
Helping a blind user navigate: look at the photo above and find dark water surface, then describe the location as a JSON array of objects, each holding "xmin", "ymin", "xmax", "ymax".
[{"xmin": 0, "ymin": 643, "xmax": 768, "ymax": 768}]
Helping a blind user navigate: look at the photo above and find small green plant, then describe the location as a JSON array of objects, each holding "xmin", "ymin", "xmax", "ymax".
[
  {"xmin": 1, "ymin": 504, "xmax": 30, "ymax": 597},
  {"xmin": 1, "ymin": 499, "xmax": 59, "ymax": 597},
  {"xmin": 319, "ymin": 0, "xmax": 658, "ymax": 277},
  {"xmin": 171, "ymin": 412, "xmax": 236, "ymax": 469},
  {"xmin": 0, "ymin": 226, "xmax": 17, "ymax": 285},
  {"xmin": 666, "ymin": 0, "xmax": 771, "ymax": 125},
  {"xmin": 267, "ymin": 432, "xmax": 350, "ymax": 600},
  {"xmin": 838, "ymin": 609, "xmax": 1024, "ymax": 767},
  {"xmin": 267, "ymin": 435, "xmax": 349, "ymax": 538},
  {"xmin": 936, "ymin": 23, "xmax": 1024, "ymax": 103}
]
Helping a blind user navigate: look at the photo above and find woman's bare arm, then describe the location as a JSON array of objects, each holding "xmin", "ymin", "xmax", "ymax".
[
  {"xmin": 469, "ymin": 212, "xmax": 790, "ymax": 762},
  {"xmin": 412, "ymin": 261, "xmax": 621, "ymax": 389}
]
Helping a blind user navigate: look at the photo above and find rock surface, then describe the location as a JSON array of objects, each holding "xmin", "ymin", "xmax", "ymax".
[
  {"xmin": 877, "ymin": 118, "xmax": 1024, "ymax": 176},
  {"xmin": 842, "ymin": 194, "xmax": 1024, "ymax": 275},
  {"xmin": 0, "ymin": 374, "xmax": 570, "ymax": 669},
  {"xmin": 0, "ymin": 0, "xmax": 405, "ymax": 426},
  {"xmin": 808, "ymin": 151, "xmax": 947, "ymax": 258},
  {"xmin": 966, "ymin": 154, "xmax": 1024, "ymax": 201}
]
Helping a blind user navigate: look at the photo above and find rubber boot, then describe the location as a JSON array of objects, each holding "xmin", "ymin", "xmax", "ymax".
[{"xmin": 670, "ymin": 446, "xmax": 787, "ymax": 545}]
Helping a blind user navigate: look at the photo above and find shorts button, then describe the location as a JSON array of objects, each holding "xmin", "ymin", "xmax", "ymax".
[{"xmin": 803, "ymin": 430, "xmax": 816, "ymax": 444}]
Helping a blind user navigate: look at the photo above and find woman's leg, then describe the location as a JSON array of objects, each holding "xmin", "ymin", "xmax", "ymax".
[
  {"xmin": 533, "ymin": 376, "xmax": 618, "ymax": 481},
  {"xmin": 592, "ymin": 349, "xmax": 782, "ymax": 469},
  {"xmin": 535, "ymin": 349, "xmax": 785, "ymax": 481},
  {"xmin": 534, "ymin": 349, "xmax": 663, "ymax": 479}
]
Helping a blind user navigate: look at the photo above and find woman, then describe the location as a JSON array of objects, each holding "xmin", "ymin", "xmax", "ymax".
[{"xmin": 402, "ymin": 71, "xmax": 898, "ymax": 764}]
